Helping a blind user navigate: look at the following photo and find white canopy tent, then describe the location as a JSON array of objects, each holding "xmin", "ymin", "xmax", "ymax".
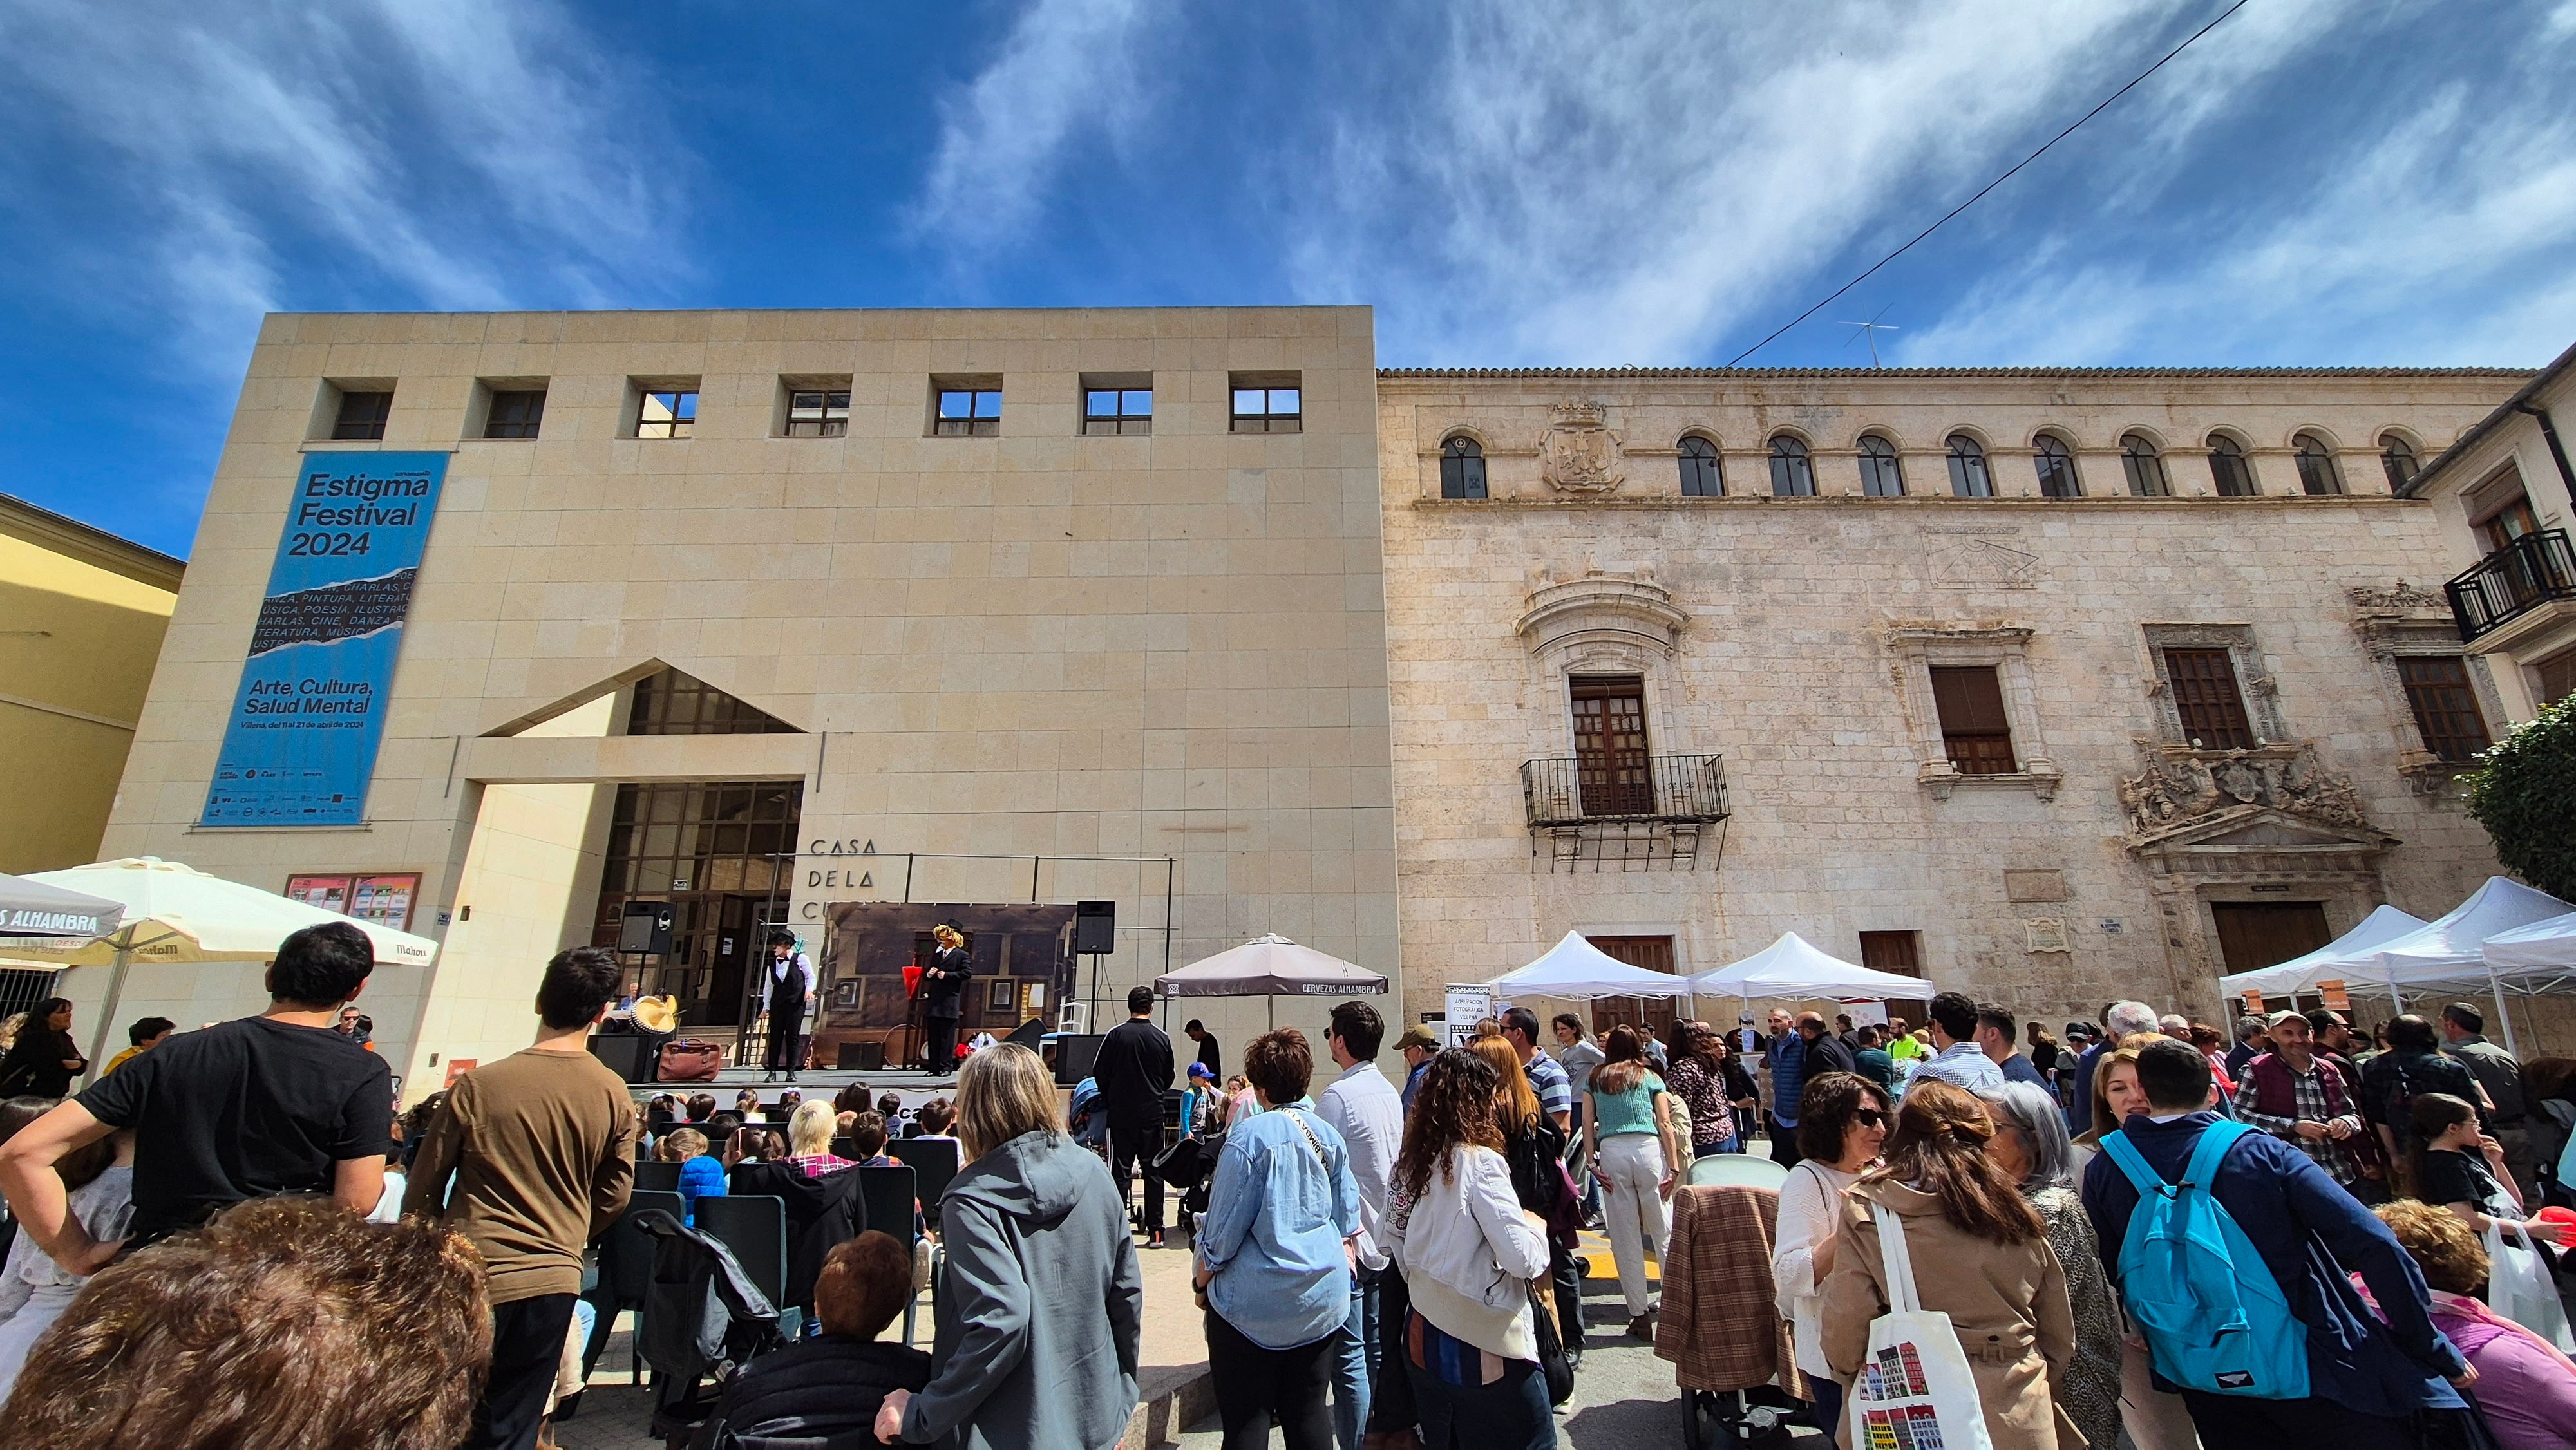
[
  {"xmin": 2368, "ymin": 877, "xmax": 2574, "ymax": 993},
  {"xmin": 2215, "ymin": 903, "xmax": 2429, "ymax": 1001},
  {"xmin": 1490, "ymin": 931, "xmax": 1700, "ymax": 1001},
  {"xmin": 1155, "ymin": 933, "xmax": 1387, "ymax": 1028},
  {"xmin": 1689, "ymin": 932, "xmax": 1933, "ymax": 1004},
  {"xmin": 10, "ymin": 857, "xmax": 440, "ymax": 1076},
  {"xmin": 2483, "ymin": 910, "xmax": 2576, "ymax": 997}
]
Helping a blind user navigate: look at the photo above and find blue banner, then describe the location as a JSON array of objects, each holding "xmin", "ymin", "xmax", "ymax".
[{"xmin": 200, "ymin": 452, "xmax": 450, "ymax": 826}]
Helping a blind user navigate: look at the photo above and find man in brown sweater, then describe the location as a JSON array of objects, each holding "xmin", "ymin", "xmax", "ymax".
[{"xmin": 406, "ymin": 946, "xmax": 637, "ymax": 1450}]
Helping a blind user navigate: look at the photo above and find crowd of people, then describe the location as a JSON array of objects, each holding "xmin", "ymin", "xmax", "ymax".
[{"xmin": 0, "ymin": 942, "xmax": 2571, "ymax": 1450}]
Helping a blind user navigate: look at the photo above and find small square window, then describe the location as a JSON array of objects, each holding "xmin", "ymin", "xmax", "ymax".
[
  {"xmin": 332, "ymin": 390, "xmax": 393, "ymax": 440},
  {"xmin": 1084, "ymin": 389, "xmax": 1153, "ymax": 436},
  {"xmin": 636, "ymin": 389, "xmax": 696, "ymax": 439},
  {"xmin": 484, "ymin": 388, "xmax": 547, "ymax": 440},
  {"xmin": 786, "ymin": 389, "xmax": 849, "ymax": 438},
  {"xmin": 1231, "ymin": 385, "xmax": 1302, "ymax": 434},
  {"xmin": 934, "ymin": 387, "xmax": 1002, "ymax": 437}
]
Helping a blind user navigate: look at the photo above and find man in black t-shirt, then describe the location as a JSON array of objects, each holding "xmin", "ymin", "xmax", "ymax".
[
  {"xmin": 1183, "ymin": 1019, "xmax": 1224, "ymax": 1077},
  {"xmin": 1093, "ymin": 986, "xmax": 1175, "ymax": 1246},
  {"xmin": 0, "ymin": 921, "xmax": 392, "ymax": 1269}
]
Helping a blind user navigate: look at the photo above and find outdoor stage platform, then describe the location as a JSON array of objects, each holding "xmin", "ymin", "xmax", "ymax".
[{"xmin": 619, "ymin": 1066, "xmax": 999, "ymax": 1114}]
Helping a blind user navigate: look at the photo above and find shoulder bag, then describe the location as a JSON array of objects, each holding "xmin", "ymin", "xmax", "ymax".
[
  {"xmin": 656, "ymin": 1037, "xmax": 725, "ymax": 1083},
  {"xmin": 1846, "ymin": 1203, "xmax": 1996, "ymax": 1450}
]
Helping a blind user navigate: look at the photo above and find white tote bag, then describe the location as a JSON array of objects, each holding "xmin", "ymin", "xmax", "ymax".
[
  {"xmin": 1846, "ymin": 1205, "xmax": 1996, "ymax": 1450},
  {"xmin": 2483, "ymin": 1218, "xmax": 2576, "ymax": 1353}
]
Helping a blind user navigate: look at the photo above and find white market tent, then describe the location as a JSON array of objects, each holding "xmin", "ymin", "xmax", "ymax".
[
  {"xmin": 1490, "ymin": 931, "xmax": 1699, "ymax": 1000},
  {"xmin": 2483, "ymin": 910, "xmax": 2576, "ymax": 996},
  {"xmin": 1155, "ymin": 933, "xmax": 1387, "ymax": 1028},
  {"xmin": 1690, "ymin": 931, "xmax": 1932, "ymax": 1003},
  {"xmin": 2367, "ymin": 877, "xmax": 2575, "ymax": 995},
  {"xmin": 9, "ymin": 857, "xmax": 441, "ymax": 1076},
  {"xmin": 2215, "ymin": 903, "xmax": 2429, "ymax": 1001}
]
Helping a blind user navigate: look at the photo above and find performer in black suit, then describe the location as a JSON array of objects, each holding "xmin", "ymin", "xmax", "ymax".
[
  {"xmin": 1094, "ymin": 986, "xmax": 1175, "ymax": 1246},
  {"xmin": 920, "ymin": 921, "xmax": 971, "ymax": 1075},
  {"xmin": 758, "ymin": 929, "xmax": 815, "ymax": 1083}
]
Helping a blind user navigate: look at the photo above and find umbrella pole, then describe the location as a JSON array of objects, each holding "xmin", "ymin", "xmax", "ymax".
[
  {"xmin": 1268, "ymin": 996, "xmax": 1275, "ymax": 1031},
  {"xmin": 85, "ymin": 936, "xmax": 135, "ymax": 1088}
]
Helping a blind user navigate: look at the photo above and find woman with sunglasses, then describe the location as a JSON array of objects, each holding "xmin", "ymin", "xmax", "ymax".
[{"xmin": 1770, "ymin": 1070, "xmax": 1890, "ymax": 1433}]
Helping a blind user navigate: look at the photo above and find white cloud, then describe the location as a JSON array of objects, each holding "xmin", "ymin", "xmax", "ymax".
[
  {"xmin": 1899, "ymin": 78, "xmax": 2576, "ymax": 365},
  {"xmin": 0, "ymin": 0, "xmax": 675, "ymax": 372},
  {"xmin": 907, "ymin": 0, "xmax": 1170, "ymax": 251}
]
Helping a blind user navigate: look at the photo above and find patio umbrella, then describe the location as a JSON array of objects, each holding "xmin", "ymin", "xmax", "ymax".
[
  {"xmin": 10, "ymin": 857, "xmax": 440, "ymax": 1076},
  {"xmin": 1156, "ymin": 934, "xmax": 1387, "ymax": 1028},
  {"xmin": 0, "ymin": 871, "xmax": 125, "ymax": 951}
]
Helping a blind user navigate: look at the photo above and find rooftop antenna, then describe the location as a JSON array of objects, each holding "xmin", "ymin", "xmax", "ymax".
[{"xmin": 1837, "ymin": 306, "xmax": 1900, "ymax": 368}]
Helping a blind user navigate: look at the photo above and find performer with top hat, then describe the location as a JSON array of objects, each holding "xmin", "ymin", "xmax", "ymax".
[{"xmin": 757, "ymin": 929, "xmax": 815, "ymax": 1082}]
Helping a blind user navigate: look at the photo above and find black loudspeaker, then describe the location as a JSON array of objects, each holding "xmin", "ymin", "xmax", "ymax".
[
  {"xmin": 619, "ymin": 901, "xmax": 675, "ymax": 955},
  {"xmin": 1055, "ymin": 1033, "xmax": 1104, "ymax": 1087},
  {"xmin": 1075, "ymin": 899, "xmax": 1116, "ymax": 955}
]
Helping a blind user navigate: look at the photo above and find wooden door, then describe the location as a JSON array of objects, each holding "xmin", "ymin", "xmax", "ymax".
[
  {"xmin": 2210, "ymin": 902, "xmax": 2333, "ymax": 978},
  {"xmin": 1571, "ymin": 675, "xmax": 1652, "ymax": 816},
  {"xmin": 1859, "ymin": 930, "xmax": 1929, "ymax": 1030},
  {"xmin": 1586, "ymin": 934, "xmax": 1678, "ymax": 1039}
]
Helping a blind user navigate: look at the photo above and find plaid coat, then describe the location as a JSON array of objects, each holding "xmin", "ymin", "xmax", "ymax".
[{"xmin": 1655, "ymin": 1182, "xmax": 1809, "ymax": 1397}]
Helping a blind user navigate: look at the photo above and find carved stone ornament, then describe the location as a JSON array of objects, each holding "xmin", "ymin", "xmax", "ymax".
[
  {"xmin": 1924, "ymin": 527, "xmax": 2040, "ymax": 591},
  {"xmin": 1538, "ymin": 400, "xmax": 1626, "ymax": 494},
  {"xmin": 2345, "ymin": 582, "xmax": 2450, "ymax": 616},
  {"xmin": 2116, "ymin": 742, "xmax": 2370, "ymax": 840}
]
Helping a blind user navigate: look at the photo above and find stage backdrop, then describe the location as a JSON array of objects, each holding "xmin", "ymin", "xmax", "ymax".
[
  {"xmin": 200, "ymin": 452, "xmax": 450, "ymax": 826},
  {"xmin": 817, "ymin": 902, "xmax": 1077, "ymax": 1066}
]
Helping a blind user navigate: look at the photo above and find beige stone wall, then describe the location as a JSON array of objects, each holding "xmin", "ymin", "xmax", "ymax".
[
  {"xmin": 1377, "ymin": 369, "xmax": 2553, "ymax": 1042},
  {"xmin": 99, "ymin": 307, "xmax": 1397, "ymax": 1086}
]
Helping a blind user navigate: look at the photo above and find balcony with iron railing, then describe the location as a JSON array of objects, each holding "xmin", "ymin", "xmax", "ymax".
[
  {"xmin": 2447, "ymin": 529, "xmax": 2576, "ymax": 643},
  {"xmin": 1521, "ymin": 753, "xmax": 1729, "ymax": 827}
]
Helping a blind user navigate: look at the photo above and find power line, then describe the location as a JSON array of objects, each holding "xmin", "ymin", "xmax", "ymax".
[{"xmin": 1723, "ymin": 0, "xmax": 2253, "ymax": 368}]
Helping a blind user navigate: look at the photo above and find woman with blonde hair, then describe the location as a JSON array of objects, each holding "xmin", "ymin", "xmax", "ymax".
[
  {"xmin": 878, "ymin": 1042, "xmax": 1143, "ymax": 1450},
  {"xmin": 1819, "ymin": 1080, "xmax": 2077, "ymax": 1450},
  {"xmin": 2063, "ymin": 1031, "xmax": 2199, "ymax": 1450}
]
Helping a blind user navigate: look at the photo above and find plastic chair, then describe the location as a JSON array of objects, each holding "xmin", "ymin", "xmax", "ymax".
[
  {"xmin": 694, "ymin": 1194, "xmax": 797, "ymax": 1338},
  {"xmin": 583, "ymin": 1187, "xmax": 684, "ymax": 1382},
  {"xmin": 857, "ymin": 1165, "xmax": 923, "ymax": 1342},
  {"xmin": 1683, "ymin": 1151, "xmax": 1789, "ymax": 1190},
  {"xmin": 632, "ymin": 1159, "xmax": 684, "ymax": 1194},
  {"xmin": 885, "ymin": 1136, "xmax": 958, "ymax": 1233}
]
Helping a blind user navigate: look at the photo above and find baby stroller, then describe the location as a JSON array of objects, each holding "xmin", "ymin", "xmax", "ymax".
[
  {"xmin": 1656, "ymin": 1180, "xmax": 1808, "ymax": 1450},
  {"xmin": 1155, "ymin": 1123, "xmax": 1226, "ymax": 1248},
  {"xmin": 631, "ymin": 1207, "xmax": 786, "ymax": 1441}
]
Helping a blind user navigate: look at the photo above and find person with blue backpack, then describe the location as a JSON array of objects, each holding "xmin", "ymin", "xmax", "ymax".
[{"xmin": 2081, "ymin": 1038, "xmax": 2475, "ymax": 1450}]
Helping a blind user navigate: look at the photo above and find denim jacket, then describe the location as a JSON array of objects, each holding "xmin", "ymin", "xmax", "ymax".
[{"xmin": 1198, "ymin": 1105, "xmax": 1361, "ymax": 1350}]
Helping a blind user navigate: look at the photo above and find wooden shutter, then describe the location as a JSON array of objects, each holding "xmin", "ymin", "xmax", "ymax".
[
  {"xmin": 2163, "ymin": 648, "xmax": 2255, "ymax": 749},
  {"xmin": 2397, "ymin": 656, "xmax": 2491, "ymax": 762},
  {"xmin": 1927, "ymin": 666, "xmax": 2016, "ymax": 774},
  {"xmin": 1586, "ymin": 935, "xmax": 1676, "ymax": 1038},
  {"xmin": 1571, "ymin": 675, "xmax": 1652, "ymax": 815}
]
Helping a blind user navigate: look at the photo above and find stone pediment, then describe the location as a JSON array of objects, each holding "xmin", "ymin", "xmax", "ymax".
[
  {"xmin": 2117, "ymin": 742, "xmax": 2369, "ymax": 839},
  {"xmin": 1518, "ymin": 568, "xmax": 1687, "ymax": 659},
  {"xmin": 2126, "ymin": 804, "xmax": 2398, "ymax": 857}
]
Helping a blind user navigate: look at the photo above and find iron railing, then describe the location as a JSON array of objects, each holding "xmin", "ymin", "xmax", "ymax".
[
  {"xmin": 2448, "ymin": 529, "xmax": 2576, "ymax": 642},
  {"xmin": 1522, "ymin": 753, "xmax": 1728, "ymax": 827}
]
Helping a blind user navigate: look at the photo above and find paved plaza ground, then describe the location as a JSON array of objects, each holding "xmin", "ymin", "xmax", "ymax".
[{"xmin": 552, "ymin": 1229, "xmax": 1805, "ymax": 1450}]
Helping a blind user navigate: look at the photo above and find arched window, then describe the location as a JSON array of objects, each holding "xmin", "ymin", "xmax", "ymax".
[
  {"xmin": 1439, "ymin": 435, "xmax": 1486, "ymax": 500},
  {"xmin": 2120, "ymin": 432, "xmax": 2170, "ymax": 498},
  {"xmin": 1945, "ymin": 434, "xmax": 1993, "ymax": 498},
  {"xmin": 1678, "ymin": 435, "xmax": 1723, "ymax": 497},
  {"xmin": 2033, "ymin": 435, "xmax": 2081, "ymax": 498},
  {"xmin": 1768, "ymin": 435, "xmax": 1815, "ymax": 497},
  {"xmin": 2207, "ymin": 434, "xmax": 2257, "ymax": 496},
  {"xmin": 1857, "ymin": 434, "xmax": 1905, "ymax": 496},
  {"xmin": 2380, "ymin": 433, "xmax": 2422, "ymax": 493},
  {"xmin": 2293, "ymin": 431, "xmax": 2343, "ymax": 496}
]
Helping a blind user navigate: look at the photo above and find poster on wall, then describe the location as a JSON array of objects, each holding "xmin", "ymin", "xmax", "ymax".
[
  {"xmin": 1443, "ymin": 983, "xmax": 1493, "ymax": 1045},
  {"xmin": 200, "ymin": 451, "xmax": 451, "ymax": 826},
  {"xmin": 285, "ymin": 873, "xmax": 421, "ymax": 932}
]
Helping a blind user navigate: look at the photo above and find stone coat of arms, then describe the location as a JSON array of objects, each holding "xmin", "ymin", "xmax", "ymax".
[{"xmin": 1539, "ymin": 401, "xmax": 1625, "ymax": 494}]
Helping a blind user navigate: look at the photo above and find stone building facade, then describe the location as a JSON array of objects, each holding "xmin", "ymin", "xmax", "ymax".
[
  {"xmin": 1376, "ymin": 366, "xmax": 2535, "ymax": 1031},
  {"xmin": 82, "ymin": 306, "xmax": 1397, "ymax": 1091}
]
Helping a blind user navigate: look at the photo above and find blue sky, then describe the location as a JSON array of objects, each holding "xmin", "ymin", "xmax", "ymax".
[{"xmin": 5, "ymin": 0, "xmax": 2575, "ymax": 557}]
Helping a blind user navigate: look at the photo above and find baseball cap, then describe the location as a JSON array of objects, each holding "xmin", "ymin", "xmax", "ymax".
[
  {"xmin": 1395, "ymin": 1022, "xmax": 1440, "ymax": 1052},
  {"xmin": 1186, "ymin": 1061, "xmax": 1215, "ymax": 1080}
]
